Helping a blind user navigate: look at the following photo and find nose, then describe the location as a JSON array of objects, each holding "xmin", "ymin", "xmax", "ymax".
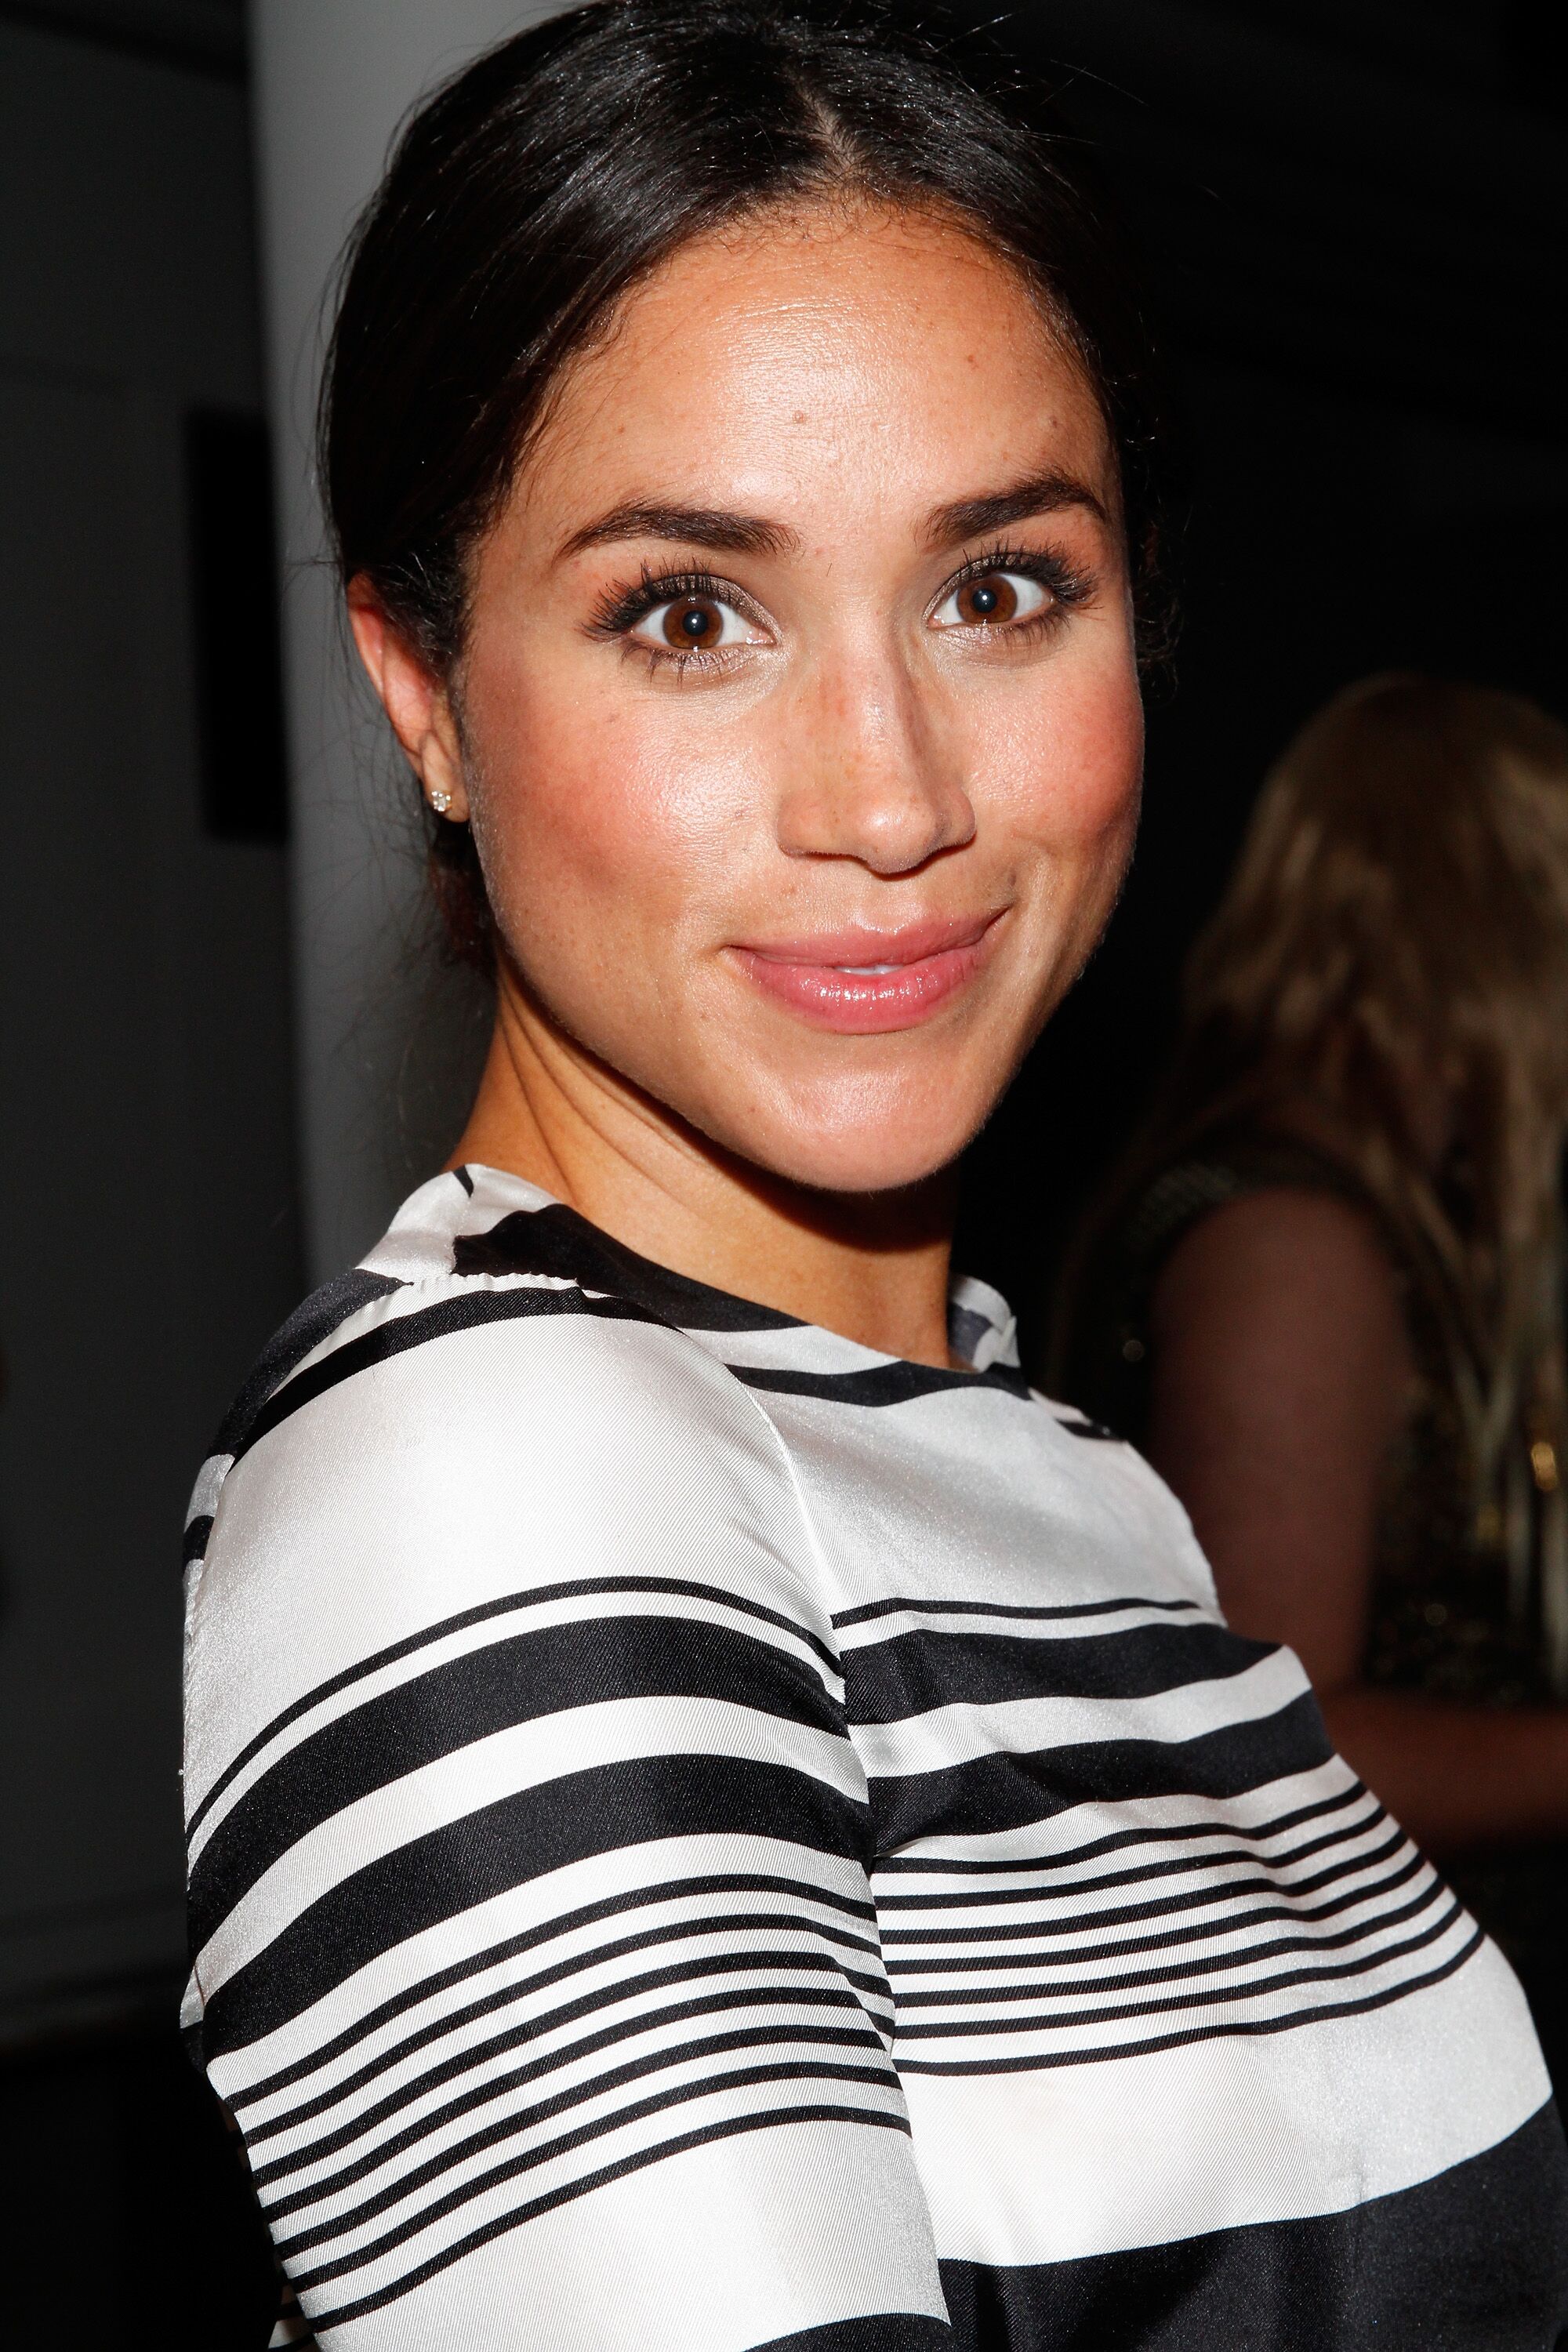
[{"xmin": 775, "ymin": 646, "xmax": 976, "ymax": 874}]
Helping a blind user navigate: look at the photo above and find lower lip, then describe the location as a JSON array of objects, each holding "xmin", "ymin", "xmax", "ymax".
[{"xmin": 731, "ymin": 927, "xmax": 997, "ymax": 1034}]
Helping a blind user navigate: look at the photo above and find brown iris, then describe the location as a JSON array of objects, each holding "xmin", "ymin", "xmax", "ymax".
[
  {"xmin": 953, "ymin": 573, "xmax": 1018, "ymax": 625},
  {"xmin": 662, "ymin": 595, "xmax": 726, "ymax": 650}
]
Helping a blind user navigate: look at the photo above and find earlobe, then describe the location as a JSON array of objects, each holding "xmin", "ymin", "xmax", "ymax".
[{"xmin": 346, "ymin": 578, "xmax": 470, "ymax": 822}]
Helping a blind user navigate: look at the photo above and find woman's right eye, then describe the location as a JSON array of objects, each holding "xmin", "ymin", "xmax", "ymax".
[{"xmin": 630, "ymin": 593, "xmax": 765, "ymax": 655}]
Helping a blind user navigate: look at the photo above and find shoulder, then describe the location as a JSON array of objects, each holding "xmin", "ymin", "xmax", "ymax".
[
  {"xmin": 1146, "ymin": 1184, "xmax": 1414, "ymax": 1498},
  {"xmin": 183, "ymin": 1170, "xmax": 827, "ymax": 1805},
  {"xmin": 1152, "ymin": 1183, "xmax": 1405, "ymax": 1354}
]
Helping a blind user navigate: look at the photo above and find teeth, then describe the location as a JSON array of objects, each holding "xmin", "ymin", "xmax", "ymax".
[{"xmin": 840, "ymin": 964, "xmax": 901, "ymax": 975}]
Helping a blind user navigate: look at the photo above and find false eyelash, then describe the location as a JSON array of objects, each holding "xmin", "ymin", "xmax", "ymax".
[
  {"xmin": 940, "ymin": 540, "xmax": 1095, "ymax": 612},
  {"xmin": 586, "ymin": 563, "xmax": 739, "ymax": 641}
]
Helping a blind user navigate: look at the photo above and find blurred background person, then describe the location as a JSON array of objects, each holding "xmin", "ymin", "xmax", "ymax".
[{"xmin": 1054, "ymin": 674, "xmax": 1568, "ymax": 2087}]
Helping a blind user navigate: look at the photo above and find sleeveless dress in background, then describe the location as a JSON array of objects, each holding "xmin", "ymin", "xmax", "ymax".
[{"xmin": 1060, "ymin": 1126, "xmax": 1568, "ymax": 2093}]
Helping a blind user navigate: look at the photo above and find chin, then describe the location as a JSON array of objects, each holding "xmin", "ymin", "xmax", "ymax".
[{"xmin": 702, "ymin": 1080, "xmax": 988, "ymax": 1198}]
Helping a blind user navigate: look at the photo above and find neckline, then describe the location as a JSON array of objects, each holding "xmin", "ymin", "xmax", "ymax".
[{"xmin": 383, "ymin": 1161, "xmax": 1022, "ymax": 1382}]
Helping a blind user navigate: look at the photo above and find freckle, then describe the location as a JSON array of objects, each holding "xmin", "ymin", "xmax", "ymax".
[{"xmin": 793, "ymin": 411, "xmax": 808, "ymax": 424}]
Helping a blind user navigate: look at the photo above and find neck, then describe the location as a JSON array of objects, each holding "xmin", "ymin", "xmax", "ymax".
[{"xmin": 452, "ymin": 982, "xmax": 960, "ymax": 1370}]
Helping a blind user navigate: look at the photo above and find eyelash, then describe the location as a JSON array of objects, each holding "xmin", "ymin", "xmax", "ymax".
[
  {"xmin": 586, "ymin": 566, "xmax": 749, "ymax": 644},
  {"xmin": 942, "ymin": 543, "xmax": 1094, "ymax": 633},
  {"xmin": 585, "ymin": 543, "xmax": 1095, "ymax": 672}
]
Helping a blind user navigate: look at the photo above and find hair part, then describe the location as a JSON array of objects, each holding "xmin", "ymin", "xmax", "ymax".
[{"xmin": 321, "ymin": 0, "xmax": 1178, "ymax": 971}]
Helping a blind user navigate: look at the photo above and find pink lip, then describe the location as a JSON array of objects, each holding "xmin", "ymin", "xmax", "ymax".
[{"xmin": 730, "ymin": 911, "xmax": 1006, "ymax": 1034}]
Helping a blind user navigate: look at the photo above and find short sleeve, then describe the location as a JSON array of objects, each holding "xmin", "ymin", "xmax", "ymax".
[{"xmin": 183, "ymin": 1285, "xmax": 953, "ymax": 2351}]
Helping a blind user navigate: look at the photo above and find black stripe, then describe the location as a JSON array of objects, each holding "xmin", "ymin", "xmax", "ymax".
[
  {"xmin": 869, "ymin": 1690, "xmax": 1334, "ymax": 1851},
  {"xmin": 892, "ymin": 1899, "xmax": 1470, "ymax": 2036},
  {"xmin": 209, "ymin": 1268, "xmax": 403, "ymax": 1459},
  {"xmin": 201, "ymin": 1753, "xmax": 870, "ymax": 2058},
  {"xmin": 888, "ymin": 1867, "xmax": 1445, "ymax": 2003},
  {"xmin": 252, "ymin": 1971, "xmax": 890, "ymax": 2183},
  {"xmin": 250, "ymin": 1975, "xmax": 885, "ymax": 2171},
  {"xmin": 882, "ymin": 1845, "xmax": 1432, "ymax": 1969},
  {"xmin": 280, "ymin": 2061, "xmax": 902, "ymax": 2267},
  {"xmin": 834, "ymin": 1592, "xmax": 1202, "ymax": 1630},
  {"xmin": 227, "ymin": 1871, "xmax": 876, "ymax": 2115},
  {"xmin": 843, "ymin": 1622, "xmax": 1272, "ymax": 1724},
  {"xmin": 1052, "ymin": 1413, "xmax": 1122, "ymax": 1441},
  {"xmin": 234, "ymin": 1281, "xmax": 660, "ymax": 1463},
  {"xmin": 263, "ymin": 2024, "xmax": 899, "ymax": 2226},
  {"xmin": 301, "ymin": 2103, "xmax": 913, "ymax": 2333},
  {"xmin": 880, "ymin": 1825, "xmax": 1411, "ymax": 1957},
  {"xmin": 731, "ymin": 1360, "xmax": 1031, "ymax": 1407},
  {"xmin": 183, "ymin": 1512, "xmax": 213, "ymax": 1568},
  {"xmin": 186, "ymin": 1574, "xmax": 839, "ymax": 1846},
  {"xmin": 245, "ymin": 1929, "xmax": 888, "ymax": 2156},
  {"xmin": 895, "ymin": 1924, "xmax": 1483, "ymax": 2072},
  {"xmin": 190, "ymin": 1614, "xmax": 845, "ymax": 1951},
  {"xmin": 452, "ymin": 1165, "xmax": 474, "ymax": 1196},
  {"xmin": 453, "ymin": 1201, "xmax": 802, "ymax": 1332},
  {"xmin": 879, "ymin": 1811, "xmax": 1400, "ymax": 1932},
  {"xmin": 872, "ymin": 1777, "xmax": 1370, "ymax": 1884},
  {"xmin": 756, "ymin": 2324, "xmax": 954, "ymax": 2350},
  {"xmin": 937, "ymin": 2099, "xmax": 1568, "ymax": 2348}
]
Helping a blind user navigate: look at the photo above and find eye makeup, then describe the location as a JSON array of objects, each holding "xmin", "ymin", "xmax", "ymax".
[{"xmin": 581, "ymin": 535, "xmax": 1098, "ymax": 675}]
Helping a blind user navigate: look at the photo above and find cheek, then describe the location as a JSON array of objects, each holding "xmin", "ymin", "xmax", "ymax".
[
  {"xmin": 469, "ymin": 661, "xmax": 733, "ymax": 940},
  {"xmin": 987, "ymin": 650, "xmax": 1145, "ymax": 863}
]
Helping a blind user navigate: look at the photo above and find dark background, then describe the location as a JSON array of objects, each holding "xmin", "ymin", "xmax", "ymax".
[
  {"xmin": 954, "ymin": 0, "xmax": 1568, "ymax": 1352},
  {"xmin": 0, "ymin": 0, "xmax": 1563, "ymax": 2342}
]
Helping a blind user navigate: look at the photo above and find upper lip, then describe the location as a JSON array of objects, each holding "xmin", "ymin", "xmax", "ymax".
[{"xmin": 734, "ymin": 909, "xmax": 1004, "ymax": 968}]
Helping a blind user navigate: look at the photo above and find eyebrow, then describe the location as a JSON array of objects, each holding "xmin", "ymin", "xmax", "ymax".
[
  {"xmin": 559, "ymin": 502, "xmax": 800, "ymax": 560},
  {"xmin": 557, "ymin": 467, "xmax": 1108, "ymax": 564},
  {"xmin": 926, "ymin": 468, "xmax": 1109, "ymax": 546}
]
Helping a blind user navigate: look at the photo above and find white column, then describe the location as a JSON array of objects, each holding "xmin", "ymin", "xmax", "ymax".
[{"xmin": 250, "ymin": 0, "xmax": 562, "ymax": 1279}]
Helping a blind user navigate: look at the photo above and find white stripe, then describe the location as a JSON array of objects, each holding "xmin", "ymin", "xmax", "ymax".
[
  {"xmin": 885, "ymin": 1853, "xmax": 1442, "ymax": 1984},
  {"xmin": 895, "ymin": 1904, "xmax": 1479, "ymax": 2064},
  {"xmin": 292, "ymin": 2114, "xmax": 945, "ymax": 2352},
  {"xmin": 873, "ymin": 1754, "xmax": 1367, "ymax": 1870},
  {"xmin": 905, "ymin": 1933, "xmax": 1545, "ymax": 2263},
  {"xmin": 197, "ymin": 1699, "xmax": 865, "ymax": 1999},
  {"xmin": 855, "ymin": 1643, "xmax": 1312, "ymax": 1779},
  {"xmin": 215, "ymin": 1832, "xmax": 873, "ymax": 2108},
  {"xmin": 290, "ymin": 2070, "xmax": 912, "ymax": 2296},
  {"xmin": 833, "ymin": 1597, "xmax": 1208, "ymax": 1653},
  {"xmin": 252, "ymin": 1925, "xmax": 891, "ymax": 2176},
  {"xmin": 185, "ymin": 1452, "xmax": 233, "ymax": 1528},
  {"xmin": 265, "ymin": 2008, "xmax": 898, "ymax": 2231},
  {"xmin": 187, "ymin": 1583, "xmax": 842, "ymax": 1866},
  {"xmin": 884, "ymin": 1806, "xmax": 1410, "ymax": 1938}
]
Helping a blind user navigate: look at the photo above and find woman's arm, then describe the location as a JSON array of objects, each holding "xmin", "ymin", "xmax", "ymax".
[
  {"xmin": 1145, "ymin": 1188, "xmax": 1568, "ymax": 1855},
  {"xmin": 183, "ymin": 1304, "xmax": 952, "ymax": 2350}
]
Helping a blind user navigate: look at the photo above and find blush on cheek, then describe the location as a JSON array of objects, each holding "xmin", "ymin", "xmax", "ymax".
[{"xmin": 992, "ymin": 676, "xmax": 1144, "ymax": 852}]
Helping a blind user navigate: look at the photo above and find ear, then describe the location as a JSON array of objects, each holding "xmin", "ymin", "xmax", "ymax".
[{"xmin": 347, "ymin": 578, "xmax": 470, "ymax": 822}]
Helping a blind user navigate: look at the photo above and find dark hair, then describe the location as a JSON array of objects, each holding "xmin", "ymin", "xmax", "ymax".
[{"xmin": 323, "ymin": 0, "xmax": 1178, "ymax": 969}]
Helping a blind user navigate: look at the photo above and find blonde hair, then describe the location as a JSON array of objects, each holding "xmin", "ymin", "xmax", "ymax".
[{"xmin": 1091, "ymin": 675, "xmax": 1568, "ymax": 1683}]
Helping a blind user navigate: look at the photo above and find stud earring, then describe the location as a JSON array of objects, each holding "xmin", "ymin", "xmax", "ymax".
[{"xmin": 428, "ymin": 786, "xmax": 453, "ymax": 816}]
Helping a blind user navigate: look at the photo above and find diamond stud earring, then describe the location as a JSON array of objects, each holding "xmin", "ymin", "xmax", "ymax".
[{"xmin": 428, "ymin": 787, "xmax": 453, "ymax": 816}]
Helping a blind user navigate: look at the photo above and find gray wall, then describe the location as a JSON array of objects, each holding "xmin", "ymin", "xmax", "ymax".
[
  {"xmin": 0, "ymin": 11, "xmax": 299, "ymax": 2029},
  {"xmin": 250, "ymin": 0, "xmax": 561, "ymax": 1282}
]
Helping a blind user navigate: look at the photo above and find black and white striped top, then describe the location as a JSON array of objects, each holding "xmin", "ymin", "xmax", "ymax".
[{"xmin": 182, "ymin": 1165, "xmax": 1568, "ymax": 2350}]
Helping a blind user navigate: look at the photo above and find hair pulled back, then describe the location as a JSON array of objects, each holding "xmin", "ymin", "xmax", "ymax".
[{"xmin": 322, "ymin": 0, "xmax": 1176, "ymax": 967}]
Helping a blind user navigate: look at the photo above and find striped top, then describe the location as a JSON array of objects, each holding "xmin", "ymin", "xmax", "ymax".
[{"xmin": 182, "ymin": 1164, "xmax": 1568, "ymax": 2350}]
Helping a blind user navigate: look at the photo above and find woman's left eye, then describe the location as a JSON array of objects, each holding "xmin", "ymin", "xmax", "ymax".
[
  {"xmin": 630, "ymin": 593, "xmax": 764, "ymax": 654},
  {"xmin": 931, "ymin": 570, "xmax": 1051, "ymax": 630}
]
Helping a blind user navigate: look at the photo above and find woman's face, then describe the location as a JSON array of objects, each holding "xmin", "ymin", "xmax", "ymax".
[{"xmin": 395, "ymin": 202, "xmax": 1142, "ymax": 1194}]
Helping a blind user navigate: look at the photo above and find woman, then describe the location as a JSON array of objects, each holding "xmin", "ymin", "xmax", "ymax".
[
  {"xmin": 181, "ymin": 10, "xmax": 1566, "ymax": 2347},
  {"xmin": 1056, "ymin": 675, "xmax": 1568, "ymax": 2089}
]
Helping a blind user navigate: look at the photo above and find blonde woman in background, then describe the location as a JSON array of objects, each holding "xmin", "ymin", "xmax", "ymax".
[{"xmin": 1056, "ymin": 673, "xmax": 1568, "ymax": 2085}]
